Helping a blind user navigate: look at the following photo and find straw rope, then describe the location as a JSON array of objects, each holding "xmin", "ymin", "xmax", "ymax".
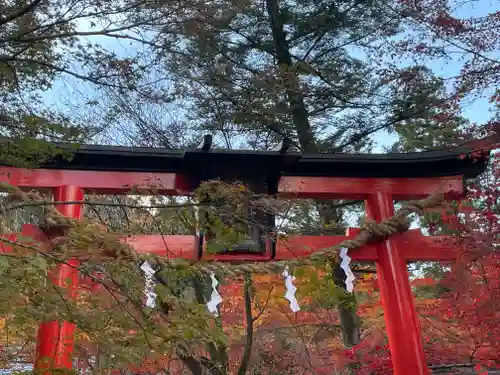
[{"xmin": 0, "ymin": 182, "xmax": 444, "ymax": 278}]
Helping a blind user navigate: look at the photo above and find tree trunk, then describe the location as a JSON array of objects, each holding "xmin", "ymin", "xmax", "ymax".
[
  {"xmin": 193, "ymin": 276, "xmax": 229, "ymax": 375},
  {"xmin": 265, "ymin": 0, "xmax": 316, "ymax": 150},
  {"xmin": 238, "ymin": 273, "xmax": 254, "ymax": 375},
  {"xmin": 265, "ymin": 0, "xmax": 361, "ymax": 348},
  {"xmin": 333, "ymin": 261, "xmax": 361, "ymax": 346}
]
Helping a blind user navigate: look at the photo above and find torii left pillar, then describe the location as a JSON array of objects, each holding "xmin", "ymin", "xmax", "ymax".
[{"xmin": 35, "ymin": 186, "xmax": 84, "ymax": 373}]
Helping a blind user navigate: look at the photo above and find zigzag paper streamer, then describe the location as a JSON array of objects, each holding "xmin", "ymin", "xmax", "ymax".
[
  {"xmin": 283, "ymin": 266, "xmax": 300, "ymax": 312},
  {"xmin": 207, "ymin": 272, "xmax": 222, "ymax": 316},
  {"xmin": 140, "ymin": 261, "xmax": 157, "ymax": 308},
  {"xmin": 340, "ymin": 247, "xmax": 355, "ymax": 293}
]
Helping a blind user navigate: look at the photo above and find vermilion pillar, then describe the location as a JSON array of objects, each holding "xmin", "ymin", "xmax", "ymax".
[
  {"xmin": 365, "ymin": 192, "xmax": 429, "ymax": 375},
  {"xmin": 35, "ymin": 186, "xmax": 84, "ymax": 373}
]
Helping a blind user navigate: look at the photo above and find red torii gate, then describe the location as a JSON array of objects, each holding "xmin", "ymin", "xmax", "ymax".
[{"xmin": 0, "ymin": 139, "xmax": 489, "ymax": 375}]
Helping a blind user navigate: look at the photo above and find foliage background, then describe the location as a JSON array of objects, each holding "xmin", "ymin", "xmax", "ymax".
[{"xmin": 0, "ymin": 0, "xmax": 499, "ymax": 373}]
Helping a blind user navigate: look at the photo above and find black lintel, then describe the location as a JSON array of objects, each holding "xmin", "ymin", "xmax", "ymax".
[{"xmin": 7, "ymin": 141, "xmax": 489, "ymax": 188}]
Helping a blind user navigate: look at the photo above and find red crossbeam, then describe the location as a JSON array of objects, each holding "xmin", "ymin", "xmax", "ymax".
[
  {"xmin": 1, "ymin": 226, "xmax": 457, "ymax": 263},
  {"xmin": 0, "ymin": 167, "xmax": 464, "ymax": 199},
  {"xmin": 278, "ymin": 175, "xmax": 464, "ymax": 199},
  {"xmin": 0, "ymin": 168, "xmax": 187, "ymax": 194}
]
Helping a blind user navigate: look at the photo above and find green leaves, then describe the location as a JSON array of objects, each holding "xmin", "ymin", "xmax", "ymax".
[
  {"xmin": 0, "ymin": 257, "xmax": 10, "ymax": 275},
  {"xmin": 386, "ymin": 66, "xmax": 466, "ymax": 152}
]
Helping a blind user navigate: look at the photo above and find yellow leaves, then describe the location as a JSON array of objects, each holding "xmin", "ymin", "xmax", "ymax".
[
  {"xmin": 356, "ymin": 273, "xmax": 378, "ymax": 292},
  {"xmin": 75, "ymin": 331, "xmax": 92, "ymax": 344},
  {"xmin": 0, "ymin": 314, "xmax": 36, "ymax": 354},
  {"xmin": 252, "ymin": 274, "xmax": 274, "ymax": 284}
]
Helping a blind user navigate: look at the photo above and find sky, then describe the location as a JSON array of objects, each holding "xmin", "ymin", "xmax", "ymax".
[
  {"xmin": 372, "ymin": 0, "xmax": 500, "ymax": 149},
  {"xmin": 39, "ymin": 0, "xmax": 500, "ymax": 152},
  {"xmin": 26, "ymin": 0, "xmax": 499, "ymax": 282}
]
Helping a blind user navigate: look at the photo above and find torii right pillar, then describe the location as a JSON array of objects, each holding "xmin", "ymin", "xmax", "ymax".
[
  {"xmin": 366, "ymin": 192, "xmax": 429, "ymax": 375},
  {"xmin": 279, "ymin": 175, "xmax": 468, "ymax": 375}
]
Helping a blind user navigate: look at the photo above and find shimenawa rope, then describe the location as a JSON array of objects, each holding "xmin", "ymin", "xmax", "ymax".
[{"xmin": 0, "ymin": 182, "xmax": 444, "ymax": 278}]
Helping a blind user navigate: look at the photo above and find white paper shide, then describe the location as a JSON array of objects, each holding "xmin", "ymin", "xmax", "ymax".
[
  {"xmin": 207, "ymin": 272, "xmax": 223, "ymax": 316},
  {"xmin": 140, "ymin": 260, "xmax": 157, "ymax": 308},
  {"xmin": 283, "ymin": 266, "xmax": 300, "ymax": 312},
  {"xmin": 340, "ymin": 247, "xmax": 355, "ymax": 293}
]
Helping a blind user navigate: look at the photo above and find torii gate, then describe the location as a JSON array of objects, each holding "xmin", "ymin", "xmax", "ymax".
[{"xmin": 0, "ymin": 137, "xmax": 490, "ymax": 375}]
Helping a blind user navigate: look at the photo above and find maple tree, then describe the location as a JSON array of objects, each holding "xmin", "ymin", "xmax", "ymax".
[
  {"xmin": 0, "ymin": 0, "xmax": 499, "ymax": 374},
  {"xmin": 338, "ymin": 131, "xmax": 500, "ymax": 375},
  {"xmin": 1, "ymin": 152, "xmax": 499, "ymax": 375},
  {"xmin": 0, "ymin": 0, "xmax": 151, "ymax": 166}
]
